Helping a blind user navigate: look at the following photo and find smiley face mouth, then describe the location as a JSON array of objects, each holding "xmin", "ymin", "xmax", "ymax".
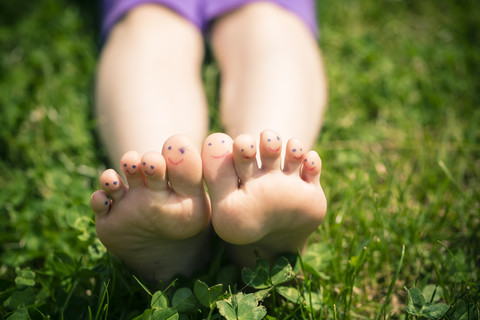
[
  {"xmin": 168, "ymin": 157, "xmax": 184, "ymax": 165},
  {"xmin": 211, "ymin": 151, "xmax": 230, "ymax": 159},
  {"xmin": 304, "ymin": 164, "xmax": 316, "ymax": 171},
  {"xmin": 293, "ymin": 154, "xmax": 305, "ymax": 160},
  {"xmin": 243, "ymin": 154, "xmax": 256, "ymax": 159},
  {"xmin": 267, "ymin": 146, "xmax": 281, "ymax": 152},
  {"xmin": 144, "ymin": 170, "xmax": 155, "ymax": 176},
  {"xmin": 125, "ymin": 168, "xmax": 137, "ymax": 175}
]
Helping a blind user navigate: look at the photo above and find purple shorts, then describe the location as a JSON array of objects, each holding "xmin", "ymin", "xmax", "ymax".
[{"xmin": 101, "ymin": 0, "xmax": 318, "ymax": 41}]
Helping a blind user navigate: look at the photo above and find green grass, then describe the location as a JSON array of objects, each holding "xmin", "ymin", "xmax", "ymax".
[{"xmin": 1, "ymin": 0, "xmax": 479, "ymax": 318}]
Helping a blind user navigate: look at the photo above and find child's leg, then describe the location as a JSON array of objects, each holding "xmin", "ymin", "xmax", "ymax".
[
  {"xmin": 211, "ymin": 1, "xmax": 327, "ymax": 148},
  {"xmin": 96, "ymin": 4, "xmax": 209, "ymax": 165},
  {"xmin": 203, "ymin": 2, "xmax": 328, "ymax": 265},
  {"xmin": 91, "ymin": 4, "xmax": 211, "ymax": 281}
]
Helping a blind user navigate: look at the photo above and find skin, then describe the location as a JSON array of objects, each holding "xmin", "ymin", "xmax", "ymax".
[
  {"xmin": 91, "ymin": 2, "xmax": 328, "ymax": 281},
  {"xmin": 201, "ymin": 131, "xmax": 326, "ymax": 265}
]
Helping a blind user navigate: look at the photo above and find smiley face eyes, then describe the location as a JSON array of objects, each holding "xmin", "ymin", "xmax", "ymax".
[
  {"xmin": 167, "ymin": 146, "xmax": 186, "ymax": 154},
  {"xmin": 292, "ymin": 148, "xmax": 303, "ymax": 152},
  {"xmin": 304, "ymin": 158, "xmax": 315, "ymax": 165},
  {"xmin": 240, "ymin": 145, "xmax": 255, "ymax": 152},
  {"xmin": 123, "ymin": 163, "xmax": 137, "ymax": 169},
  {"xmin": 142, "ymin": 162, "xmax": 155, "ymax": 170},
  {"xmin": 207, "ymin": 139, "xmax": 227, "ymax": 146}
]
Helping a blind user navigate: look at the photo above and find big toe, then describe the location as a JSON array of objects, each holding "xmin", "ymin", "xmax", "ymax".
[
  {"xmin": 202, "ymin": 133, "xmax": 238, "ymax": 201},
  {"xmin": 162, "ymin": 135, "xmax": 203, "ymax": 196}
]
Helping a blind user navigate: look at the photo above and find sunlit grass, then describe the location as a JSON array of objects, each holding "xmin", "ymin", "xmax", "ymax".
[{"xmin": 0, "ymin": 0, "xmax": 478, "ymax": 318}]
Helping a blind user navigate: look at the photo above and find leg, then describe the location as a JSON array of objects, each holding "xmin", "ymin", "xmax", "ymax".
[
  {"xmin": 204, "ymin": 2, "xmax": 328, "ymax": 265},
  {"xmin": 211, "ymin": 2, "xmax": 327, "ymax": 149},
  {"xmin": 96, "ymin": 4, "xmax": 209, "ymax": 165},
  {"xmin": 91, "ymin": 4, "xmax": 211, "ymax": 281}
]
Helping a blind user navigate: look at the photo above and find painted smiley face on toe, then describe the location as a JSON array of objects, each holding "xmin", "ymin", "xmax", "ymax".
[
  {"xmin": 141, "ymin": 151, "xmax": 166, "ymax": 177},
  {"xmin": 100, "ymin": 169, "xmax": 121, "ymax": 192},
  {"xmin": 165, "ymin": 145, "xmax": 186, "ymax": 166},
  {"xmin": 292, "ymin": 147, "xmax": 304, "ymax": 160},
  {"xmin": 233, "ymin": 134, "xmax": 256, "ymax": 160},
  {"xmin": 240, "ymin": 144, "xmax": 256, "ymax": 159},
  {"xmin": 120, "ymin": 151, "xmax": 141, "ymax": 176},
  {"xmin": 142, "ymin": 161, "xmax": 156, "ymax": 176},
  {"xmin": 204, "ymin": 133, "xmax": 233, "ymax": 160},
  {"xmin": 260, "ymin": 130, "xmax": 282, "ymax": 154},
  {"xmin": 123, "ymin": 162, "xmax": 138, "ymax": 175},
  {"xmin": 303, "ymin": 158, "xmax": 317, "ymax": 171},
  {"xmin": 286, "ymin": 138, "xmax": 305, "ymax": 161}
]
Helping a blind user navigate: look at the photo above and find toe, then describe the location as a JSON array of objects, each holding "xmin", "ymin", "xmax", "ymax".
[
  {"xmin": 259, "ymin": 129, "xmax": 282, "ymax": 171},
  {"xmin": 90, "ymin": 190, "xmax": 111, "ymax": 216},
  {"xmin": 120, "ymin": 151, "xmax": 145, "ymax": 188},
  {"xmin": 100, "ymin": 169, "xmax": 127, "ymax": 201},
  {"xmin": 301, "ymin": 151, "xmax": 322, "ymax": 185},
  {"xmin": 141, "ymin": 151, "xmax": 167, "ymax": 191},
  {"xmin": 162, "ymin": 135, "xmax": 203, "ymax": 197},
  {"xmin": 233, "ymin": 134, "xmax": 258, "ymax": 182},
  {"xmin": 202, "ymin": 133, "xmax": 239, "ymax": 201},
  {"xmin": 284, "ymin": 138, "xmax": 306, "ymax": 174}
]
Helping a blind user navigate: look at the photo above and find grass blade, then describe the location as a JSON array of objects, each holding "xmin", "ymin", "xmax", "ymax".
[{"xmin": 376, "ymin": 244, "xmax": 405, "ymax": 320}]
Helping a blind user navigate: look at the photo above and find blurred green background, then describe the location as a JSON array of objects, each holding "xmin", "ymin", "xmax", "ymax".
[{"xmin": 0, "ymin": 0, "xmax": 478, "ymax": 318}]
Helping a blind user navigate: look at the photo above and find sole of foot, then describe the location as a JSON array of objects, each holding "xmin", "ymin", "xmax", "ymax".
[
  {"xmin": 201, "ymin": 130, "xmax": 327, "ymax": 266},
  {"xmin": 90, "ymin": 135, "xmax": 211, "ymax": 282}
]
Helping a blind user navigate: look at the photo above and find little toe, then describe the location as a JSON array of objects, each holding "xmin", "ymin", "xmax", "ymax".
[
  {"xmin": 100, "ymin": 169, "xmax": 127, "ymax": 201},
  {"xmin": 259, "ymin": 129, "xmax": 282, "ymax": 171},
  {"xmin": 284, "ymin": 138, "xmax": 306, "ymax": 174},
  {"xmin": 301, "ymin": 151, "xmax": 322, "ymax": 185},
  {"xmin": 90, "ymin": 190, "xmax": 111, "ymax": 216},
  {"xmin": 141, "ymin": 151, "xmax": 167, "ymax": 190},
  {"xmin": 120, "ymin": 151, "xmax": 145, "ymax": 188},
  {"xmin": 233, "ymin": 134, "xmax": 258, "ymax": 182},
  {"xmin": 202, "ymin": 133, "xmax": 239, "ymax": 202},
  {"xmin": 162, "ymin": 135, "xmax": 203, "ymax": 197}
]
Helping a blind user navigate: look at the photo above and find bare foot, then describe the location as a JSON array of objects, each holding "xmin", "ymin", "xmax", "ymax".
[
  {"xmin": 201, "ymin": 130, "xmax": 327, "ymax": 266},
  {"xmin": 90, "ymin": 135, "xmax": 211, "ymax": 282}
]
